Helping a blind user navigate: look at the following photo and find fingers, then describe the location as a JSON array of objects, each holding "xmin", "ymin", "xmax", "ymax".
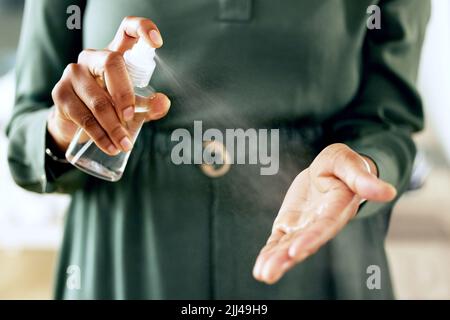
[
  {"xmin": 313, "ymin": 144, "xmax": 397, "ymax": 202},
  {"xmin": 253, "ymin": 143, "xmax": 398, "ymax": 285},
  {"xmin": 65, "ymin": 63, "xmax": 133, "ymax": 153},
  {"xmin": 252, "ymin": 171, "xmax": 309, "ymax": 284},
  {"xmin": 78, "ymin": 49, "xmax": 136, "ymax": 122},
  {"xmin": 52, "ymin": 78, "xmax": 119, "ymax": 156},
  {"xmin": 333, "ymin": 149, "xmax": 397, "ymax": 201},
  {"xmin": 253, "ymin": 195, "xmax": 360, "ymax": 285},
  {"xmin": 50, "ymin": 17, "xmax": 167, "ymax": 155},
  {"xmin": 56, "ymin": 48, "xmax": 170, "ymax": 155},
  {"xmin": 257, "ymin": 248, "xmax": 291, "ymax": 285},
  {"xmin": 76, "ymin": 49, "xmax": 171, "ymax": 152},
  {"xmin": 108, "ymin": 16, "xmax": 163, "ymax": 53},
  {"xmin": 136, "ymin": 93, "xmax": 171, "ymax": 122},
  {"xmin": 253, "ymin": 230, "xmax": 292, "ymax": 284}
]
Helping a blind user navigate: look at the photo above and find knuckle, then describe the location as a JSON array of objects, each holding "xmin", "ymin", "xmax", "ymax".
[
  {"xmin": 90, "ymin": 96, "xmax": 111, "ymax": 113},
  {"xmin": 77, "ymin": 49, "xmax": 93, "ymax": 63},
  {"xmin": 95, "ymin": 134, "xmax": 111, "ymax": 148},
  {"xmin": 109, "ymin": 125, "xmax": 126, "ymax": 140},
  {"xmin": 113, "ymin": 91, "xmax": 135, "ymax": 105},
  {"xmin": 329, "ymin": 144, "xmax": 353, "ymax": 165},
  {"xmin": 51, "ymin": 81, "xmax": 70, "ymax": 103},
  {"xmin": 80, "ymin": 113, "xmax": 98, "ymax": 130},
  {"xmin": 340, "ymin": 149, "xmax": 359, "ymax": 165},
  {"xmin": 104, "ymin": 51, "xmax": 124, "ymax": 69},
  {"xmin": 137, "ymin": 18, "xmax": 153, "ymax": 30},
  {"xmin": 336, "ymin": 148, "xmax": 351, "ymax": 162},
  {"xmin": 64, "ymin": 63, "xmax": 80, "ymax": 76},
  {"xmin": 323, "ymin": 143, "xmax": 347, "ymax": 158},
  {"xmin": 329, "ymin": 143, "xmax": 347, "ymax": 152},
  {"xmin": 121, "ymin": 16, "xmax": 134, "ymax": 24}
]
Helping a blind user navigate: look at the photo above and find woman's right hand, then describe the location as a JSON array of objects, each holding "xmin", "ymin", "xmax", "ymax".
[{"xmin": 48, "ymin": 16, "xmax": 171, "ymax": 155}]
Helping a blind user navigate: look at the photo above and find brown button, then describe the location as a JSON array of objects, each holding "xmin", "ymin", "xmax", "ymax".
[{"xmin": 200, "ymin": 140, "xmax": 231, "ymax": 178}]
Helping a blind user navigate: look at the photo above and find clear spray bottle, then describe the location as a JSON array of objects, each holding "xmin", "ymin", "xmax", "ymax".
[{"xmin": 65, "ymin": 38, "xmax": 156, "ymax": 181}]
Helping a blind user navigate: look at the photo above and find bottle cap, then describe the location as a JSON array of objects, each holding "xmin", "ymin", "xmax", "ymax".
[{"xmin": 124, "ymin": 38, "xmax": 156, "ymax": 88}]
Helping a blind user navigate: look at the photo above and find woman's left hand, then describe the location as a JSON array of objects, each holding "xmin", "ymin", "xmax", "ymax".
[{"xmin": 253, "ymin": 143, "xmax": 397, "ymax": 284}]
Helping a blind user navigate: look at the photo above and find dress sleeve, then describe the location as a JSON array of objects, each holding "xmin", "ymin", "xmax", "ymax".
[
  {"xmin": 324, "ymin": 0, "xmax": 431, "ymax": 218},
  {"xmin": 6, "ymin": 0, "xmax": 88, "ymax": 194}
]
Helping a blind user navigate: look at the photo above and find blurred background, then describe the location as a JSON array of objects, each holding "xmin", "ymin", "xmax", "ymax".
[{"xmin": 0, "ymin": 0, "xmax": 449, "ymax": 299}]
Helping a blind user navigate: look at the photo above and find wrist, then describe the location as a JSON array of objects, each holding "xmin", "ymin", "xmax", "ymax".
[{"xmin": 47, "ymin": 107, "xmax": 71, "ymax": 152}]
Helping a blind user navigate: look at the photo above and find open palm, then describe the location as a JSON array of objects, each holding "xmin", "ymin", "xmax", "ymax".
[{"xmin": 253, "ymin": 144, "xmax": 397, "ymax": 284}]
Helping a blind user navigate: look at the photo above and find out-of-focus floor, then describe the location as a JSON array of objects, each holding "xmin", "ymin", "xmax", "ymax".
[{"xmin": 0, "ymin": 250, "xmax": 56, "ymax": 299}]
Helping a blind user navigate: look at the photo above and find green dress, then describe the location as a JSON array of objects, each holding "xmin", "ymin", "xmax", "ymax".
[{"xmin": 6, "ymin": 0, "xmax": 429, "ymax": 299}]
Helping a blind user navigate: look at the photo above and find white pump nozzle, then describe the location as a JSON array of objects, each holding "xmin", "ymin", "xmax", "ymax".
[{"xmin": 124, "ymin": 38, "xmax": 156, "ymax": 88}]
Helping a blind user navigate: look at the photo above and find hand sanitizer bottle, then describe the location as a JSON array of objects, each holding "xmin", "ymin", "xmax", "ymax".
[{"xmin": 65, "ymin": 38, "xmax": 156, "ymax": 181}]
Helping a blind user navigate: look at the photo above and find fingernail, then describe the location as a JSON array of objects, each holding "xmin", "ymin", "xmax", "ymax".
[
  {"xmin": 107, "ymin": 144, "xmax": 119, "ymax": 155},
  {"xmin": 149, "ymin": 29, "xmax": 163, "ymax": 47},
  {"xmin": 157, "ymin": 98, "xmax": 171, "ymax": 115},
  {"xmin": 288, "ymin": 245, "xmax": 298, "ymax": 258},
  {"xmin": 262, "ymin": 266, "xmax": 272, "ymax": 283},
  {"xmin": 152, "ymin": 98, "xmax": 171, "ymax": 118},
  {"xmin": 253, "ymin": 259, "xmax": 263, "ymax": 279},
  {"xmin": 389, "ymin": 184, "xmax": 398, "ymax": 196},
  {"xmin": 123, "ymin": 106, "xmax": 134, "ymax": 122},
  {"xmin": 120, "ymin": 137, "xmax": 133, "ymax": 151}
]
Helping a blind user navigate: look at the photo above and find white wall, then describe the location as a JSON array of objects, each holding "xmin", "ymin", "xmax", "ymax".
[{"xmin": 418, "ymin": 0, "xmax": 450, "ymax": 164}]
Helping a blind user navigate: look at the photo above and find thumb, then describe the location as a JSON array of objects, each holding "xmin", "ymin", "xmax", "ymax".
[
  {"xmin": 334, "ymin": 147, "xmax": 397, "ymax": 202},
  {"xmin": 313, "ymin": 144, "xmax": 397, "ymax": 202}
]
